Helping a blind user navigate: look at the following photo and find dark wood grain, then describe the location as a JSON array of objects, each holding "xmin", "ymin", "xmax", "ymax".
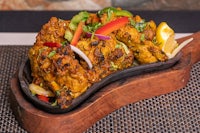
[{"xmin": 10, "ymin": 32, "xmax": 200, "ymax": 133}]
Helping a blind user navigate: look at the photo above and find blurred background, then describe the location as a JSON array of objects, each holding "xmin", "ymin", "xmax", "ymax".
[{"xmin": 0, "ymin": 0, "xmax": 200, "ymax": 11}]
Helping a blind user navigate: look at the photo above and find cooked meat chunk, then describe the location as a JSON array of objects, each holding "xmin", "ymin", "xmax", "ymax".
[
  {"xmin": 29, "ymin": 44, "xmax": 91, "ymax": 106},
  {"xmin": 28, "ymin": 8, "xmax": 170, "ymax": 109},
  {"xmin": 116, "ymin": 23, "xmax": 168, "ymax": 64},
  {"xmin": 116, "ymin": 25, "xmax": 141, "ymax": 47},
  {"xmin": 76, "ymin": 34, "xmax": 134, "ymax": 82},
  {"xmin": 35, "ymin": 17, "xmax": 69, "ymax": 45}
]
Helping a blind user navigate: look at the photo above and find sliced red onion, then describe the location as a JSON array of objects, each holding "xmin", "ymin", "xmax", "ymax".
[
  {"xmin": 70, "ymin": 45, "xmax": 93, "ymax": 69},
  {"xmin": 86, "ymin": 32, "xmax": 111, "ymax": 40}
]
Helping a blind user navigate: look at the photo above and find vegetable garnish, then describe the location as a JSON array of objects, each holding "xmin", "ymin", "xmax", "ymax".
[
  {"xmin": 64, "ymin": 29, "xmax": 73, "ymax": 42},
  {"xmin": 61, "ymin": 41, "xmax": 69, "ymax": 46},
  {"xmin": 129, "ymin": 18, "xmax": 147, "ymax": 32},
  {"xmin": 70, "ymin": 45, "xmax": 93, "ymax": 69},
  {"xmin": 83, "ymin": 22, "xmax": 102, "ymax": 33},
  {"xmin": 67, "ymin": 11, "xmax": 89, "ymax": 46},
  {"xmin": 140, "ymin": 34, "xmax": 145, "ymax": 41},
  {"xmin": 95, "ymin": 17, "xmax": 129, "ymax": 35},
  {"xmin": 116, "ymin": 40, "xmax": 130, "ymax": 55},
  {"xmin": 48, "ymin": 50, "xmax": 56, "ymax": 58},
  {"xmin": 71, "ymin": 21, "xmax": 84, "ymax": 46},
  {"xmin": 69, "ymin": 11, "xmax": 89, "ymax": 31},
  {"xmin": 110, "ymin": 61, "xmax": 118, "ymax": 71},
  {"xmin": 98, "ymin": 7, "xmax": 133, "ymax": 17},
  {"xmin": 29, "ymin": 83, "xmax": 55, "ymax": 97},
  {"xmin": 86, "ymin": 32, "xmax": 111, "ymax": 40},
  {"xmin": 156, "ymin": 22, "xmax": 193, "ymax": 59},
  {"xmin": 44, "ymin": 42, "xmax": 61, "ymax": 47},
  {"xmin": 37, "ymin": 95, "xmax": 49, "ymax": 103}
]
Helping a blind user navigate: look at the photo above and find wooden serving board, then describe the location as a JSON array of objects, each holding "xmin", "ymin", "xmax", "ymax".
[{"xmin": 10, "ymin": 32, "xmax": 200, "ymax": 133}]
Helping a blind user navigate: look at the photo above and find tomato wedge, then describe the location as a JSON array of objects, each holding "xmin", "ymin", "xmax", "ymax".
[
  {"xmin": 37, "ymin": 95, "xmax": 49, "ymax": 103},
  {"xmin": 95, "ymin": 17, "xmax": 129, "ymax": 35}
]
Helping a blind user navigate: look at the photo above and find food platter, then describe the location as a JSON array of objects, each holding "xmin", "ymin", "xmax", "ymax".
[
  {"xmin": 10, "ymin": 32, "xmax": 200, "ymax": 133},
  {"xmin": 14, "ymin": 6, "xmax": 197, "ymax": 115},
  {"xmin": 18, "ymin": 7, "xmax": 191, "ymax": 113},
  {"xmin": 9, "ymin": 6, "xmax": 200, "ymax": 132},
  {"xmin": 18, "ymin": 52, "xmax": 181, "ymax": 113}
]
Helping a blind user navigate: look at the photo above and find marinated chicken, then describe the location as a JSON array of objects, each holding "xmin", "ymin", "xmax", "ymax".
[{"xmin": 28, "ymin": 7, "xmax": 168, "ymax": 108}]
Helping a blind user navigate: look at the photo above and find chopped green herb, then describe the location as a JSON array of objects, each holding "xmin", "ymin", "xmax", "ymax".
[
  {"xmin": 64, "ymin": 29, "xmax": 73, "ymax": 42},
  {"xmin": 61, "ymin": 41, "xmax": 69, "ymax": 46},
  {"xmin": 107, "ymin": 8, "xmax": 113, "ymax": 22},
  {"xmin": 83, "ymin": 22, "xmax": 102, "ymax": 33},
  {"xmin": 129, "ymin": 18, "xmax": 136, "ymax": 27},
  {"xmin": 48, "ymin": 50, "xmax": 56, "ymax": 58},
  {"xmin": 140, "ymin": 33, "xmax": 145, "ymax": 41},
  {"xmin": 129, "ymin": 18, "xmax": 147, "ymax": 32},
  {"xmin": 110, "ymin": 61, "xmax": 118, "ymax": 71},
  {"xmin": 135, "ymin": 20, "xmax": 147, "ymax": 32},
  {"xmin": 152, "ymin": 36, "xmax": 158, "ymax": 45}
]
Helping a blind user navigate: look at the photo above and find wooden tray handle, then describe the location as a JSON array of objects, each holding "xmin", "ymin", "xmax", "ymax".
[{"xmin": 177, "ymin": 31, "xmax": 200, "ymax": 65}]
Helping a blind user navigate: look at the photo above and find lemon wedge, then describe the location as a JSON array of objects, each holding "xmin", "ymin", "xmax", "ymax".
[
  {"xmin": 156, "ymin": 22, "xmax": 178, "ymax": 56},
  {"xmin": 156, "ymin": 22, "xmax": 193, "ymax": 59}
]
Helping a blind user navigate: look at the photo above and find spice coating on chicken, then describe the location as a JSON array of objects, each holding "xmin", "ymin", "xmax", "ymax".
[
  {"xmin": 77, "ymin": 34, "xmax": 134, "ymax": 83},
  {"xmin": 115, "ymin": 16, "xmax": 168, "ymax": 64},
  {"xmin": 29, "ymin": 17, "xmax": 91, "ymax": 108},
  {"xmin": 28, "ymin": 7, "xmax": 169, "ymax": 109}
]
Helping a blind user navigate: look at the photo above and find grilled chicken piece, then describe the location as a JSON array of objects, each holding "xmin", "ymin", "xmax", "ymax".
[
  {"xmin": 35, "ymin": 17, "xmax": 69, "ymax": 46},
  {"xmin": 29, "ymin": 44, "xmax": 91, "ymax": 108},
  {"xmin": 76, "ymin": 34, "xmax": 134, "ymax": 83},
  {"xmin": 116, "ymin": 24, "xmax": 168, "ymax": 64},
  {"xmin": 131, "ymin": 41, "xmax": 168, "ymax": 64}
]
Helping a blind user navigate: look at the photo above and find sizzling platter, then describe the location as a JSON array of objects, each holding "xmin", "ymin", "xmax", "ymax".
[
  {"xmin": 18, "ymin": 53, "xmax": 181, "ymax": 113},
  {"xmin": 17, "ymin": 7, "xmax": 189, "ymax": 113}
]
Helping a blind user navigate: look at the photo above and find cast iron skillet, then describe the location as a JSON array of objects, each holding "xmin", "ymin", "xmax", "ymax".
[{"xmin": 18, "ymin": 52, "xmax": 181, "ymax": 113}]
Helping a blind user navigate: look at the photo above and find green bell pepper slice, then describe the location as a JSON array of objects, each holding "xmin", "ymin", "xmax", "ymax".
[
  {"xmin": 69, "ymin": 11, "xmax": 89, "ymax": 30},
  {"xmin": 98, "ymin": 7, "xmax": 133, "ymax": 17}
]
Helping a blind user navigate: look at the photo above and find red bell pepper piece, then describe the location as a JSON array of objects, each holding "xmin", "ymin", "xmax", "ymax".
[
  {"xmin": 71, "ymin": 21, "xmax": 84, "ymax": 46},
  {"xmin": 43, "ymin": 42, "xmax": 61, "ymax": 47},
  {"xmin": 95, "ymin": 17, "xmax": 129, "ymax": 35},
  {"xmin": 37, "ymin": 95, "xmax": 49, "ymax": 103}
]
